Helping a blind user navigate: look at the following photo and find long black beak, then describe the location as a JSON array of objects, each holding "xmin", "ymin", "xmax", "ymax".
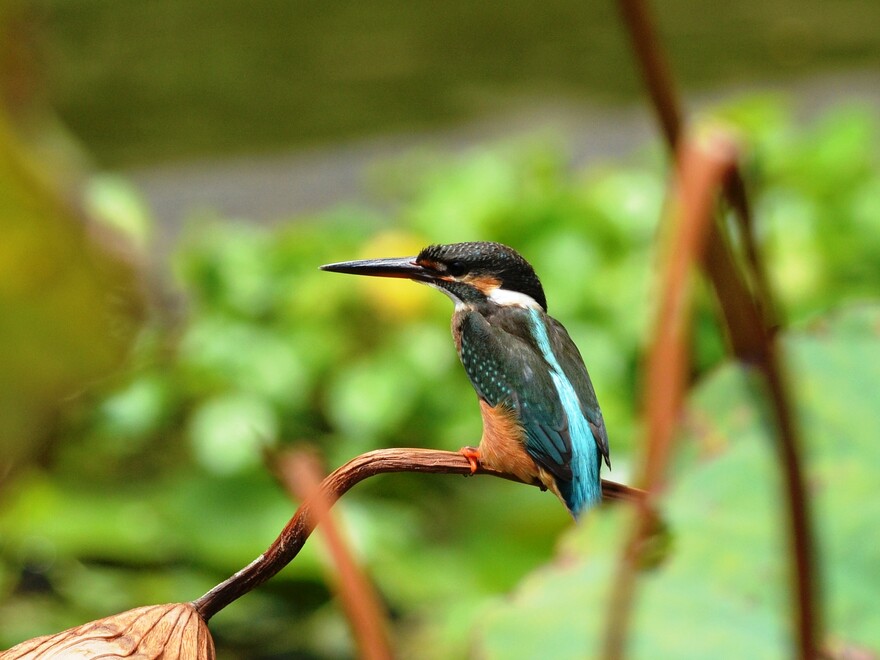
[{"xmin": 320, "ymin": 256, "xmax": 436, "ymax": 282}]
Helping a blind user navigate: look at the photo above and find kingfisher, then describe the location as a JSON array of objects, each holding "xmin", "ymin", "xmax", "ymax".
[{"xmin": 321, "ymin": 241, "xmax": 610, "ymax": 518}]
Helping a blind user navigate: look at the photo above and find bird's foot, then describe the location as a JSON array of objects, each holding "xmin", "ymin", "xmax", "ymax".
[{"xmin": 459, "ymin": 446, "xmax": 481, "ymax": 475}]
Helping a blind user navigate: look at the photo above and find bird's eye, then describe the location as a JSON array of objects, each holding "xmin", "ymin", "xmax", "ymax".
[{"xmin": 446, "ymin": 260, "xmax": 466, "ymax": 277}]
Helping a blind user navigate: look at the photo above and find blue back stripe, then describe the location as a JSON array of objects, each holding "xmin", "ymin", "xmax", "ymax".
[{"xmin": 527, "ymin": 309, "xmax": 602, "ymax": 515}]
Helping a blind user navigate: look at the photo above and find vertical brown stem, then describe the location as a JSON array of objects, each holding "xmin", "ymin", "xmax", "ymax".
[
  {"xmin": 602, "ymin": 137, "xmax": 738, "ymax": 659},
  {"xmin": 616, "ymin": 0, "xmax": 683, "ymax": 148},
  {"xmin": 702, "ymin": 225, "xmax": 822, "ymax": 659},
  {"xmin": 613, "ymin": 1, "xmax": 821, "ymax": 656}
]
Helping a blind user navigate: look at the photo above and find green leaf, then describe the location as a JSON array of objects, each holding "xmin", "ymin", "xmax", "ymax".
[{"xmin": 476, "ymin": 305, "xmax": 880, "ymax": 658}]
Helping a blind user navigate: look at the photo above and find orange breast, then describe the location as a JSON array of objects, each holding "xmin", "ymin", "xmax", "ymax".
[
  {"xmin": 478, "ymin": 400, "xmax": 540, "ymax": 485},
  {"xmin": 477, "ymin": 400, "xmax": 568, "ymax": 505}
]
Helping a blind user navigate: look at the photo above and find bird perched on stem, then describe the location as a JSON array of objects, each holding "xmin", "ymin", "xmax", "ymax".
[{"xmin": 321, "ymin": 241, "xmax": 610, "ymax": 518}]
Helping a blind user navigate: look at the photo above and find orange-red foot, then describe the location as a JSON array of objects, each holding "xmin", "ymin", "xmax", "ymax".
[{"xmin": 459, "ymin": 446, "xmax": 481, "ymax": 474}]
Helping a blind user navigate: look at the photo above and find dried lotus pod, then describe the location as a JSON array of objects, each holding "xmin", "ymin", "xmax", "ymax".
[{"xmin": 1, "ymin": 603, "xmax": 215, "ymax": 659}]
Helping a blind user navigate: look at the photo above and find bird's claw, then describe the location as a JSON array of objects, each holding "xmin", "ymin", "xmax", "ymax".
[{"xmin": 459, "ymin": 446, "xmax": 481, "ymax": 475}]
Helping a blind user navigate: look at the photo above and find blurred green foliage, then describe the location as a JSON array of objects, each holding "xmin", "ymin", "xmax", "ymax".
[
  {"xmin": 0, "ymin": 111, "xmax": 145, "ymax": 477},
  {"xmin": 1, "ymin": 99, "xmax": 879, "ymax": 658}
]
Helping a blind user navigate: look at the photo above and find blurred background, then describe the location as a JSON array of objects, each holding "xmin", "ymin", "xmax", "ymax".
[{"xmin": 1, "ymin": 0, "xmax": 879, "ymax": 657}]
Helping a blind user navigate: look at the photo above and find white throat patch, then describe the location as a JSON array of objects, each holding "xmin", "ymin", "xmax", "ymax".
[{"xmin": 488, "ymin": 287, "xmax": 542, "ymax": 309}]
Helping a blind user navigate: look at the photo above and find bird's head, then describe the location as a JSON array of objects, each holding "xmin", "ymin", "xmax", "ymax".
[{"xmin": 321, "ymin": 241, "xmax": 547, "ymax": 311}]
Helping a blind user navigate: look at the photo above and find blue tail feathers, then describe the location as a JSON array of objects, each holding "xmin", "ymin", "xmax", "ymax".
[{"xmin": 557, "ymin": 438, "xmax": 602, "ymax": 518}]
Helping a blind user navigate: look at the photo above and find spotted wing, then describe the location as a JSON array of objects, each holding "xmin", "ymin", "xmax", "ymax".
[{"xmin": 456, "ymin": 309, "xmax": 575, "ymax": 483}]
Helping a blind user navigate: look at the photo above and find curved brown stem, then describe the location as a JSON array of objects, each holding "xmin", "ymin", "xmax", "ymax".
[
  {"xmin": 192, "ymin": 447, "xmax": 642, "ymax": 622},
  {"xmin": 276, "ymin": 450, "xmax": 393, "ymax": 660}
]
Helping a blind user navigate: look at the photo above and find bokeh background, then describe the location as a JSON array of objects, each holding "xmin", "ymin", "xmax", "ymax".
[{"xmin": 1, "ymin": 1, "xmax": 879, "ymax": 657}]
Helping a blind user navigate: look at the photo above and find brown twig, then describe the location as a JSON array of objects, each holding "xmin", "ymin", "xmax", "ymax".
[
  {"xmin": 701, "ymin": 221, "xmax": 821, "ymax": 660},
  {"xmin": 602, "ymin": 134, "xmax": 739, "ymax": 659},
  {"xmin": 721, "ymin": 170, "xmax": 778, "ymax": 325},
  {"xmin": 275, "ymin": 450, "xmax": 393, "ymax": 660},
  {"xmin": 618, "ymin": 0, "xmax": 776, "ymax": 330},
  {"xmin": 617, "ymin": 0, "xmax": 683, "ymax": 149},
  {"xmin": 614, "ymin": 1, "xmax": 820, "ymax": 657},
  {"xmin": 192, "ymin": 448, "xmax": 642, "ymax": 622}
]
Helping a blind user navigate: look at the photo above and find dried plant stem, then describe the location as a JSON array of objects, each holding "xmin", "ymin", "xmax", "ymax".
[
  {"xmin": 617, "ymin": 0, "xmax": 683, "ymax": 148},
  {"xmin": 602, "ymin": 135, "xmax": 738, "ymax": 659},
  {"xmin": 276, "ymin": 451, "xmax": 393, "ymax": 660},
  {"xmin": 614, "ymin": 1, "xmax": 821, "ymax": 657},
  {"xmin": 192, "ymin": 448, "xmax": 642, "ymax": 622},
  {"xmin": 619, "ymin": 0, "xmax": 775, "ymax": 328}
]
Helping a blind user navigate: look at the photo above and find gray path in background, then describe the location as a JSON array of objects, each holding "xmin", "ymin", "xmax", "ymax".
[{"xmin": 129, "ymin": 71, "xmax": 880, "ymax": 256}]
